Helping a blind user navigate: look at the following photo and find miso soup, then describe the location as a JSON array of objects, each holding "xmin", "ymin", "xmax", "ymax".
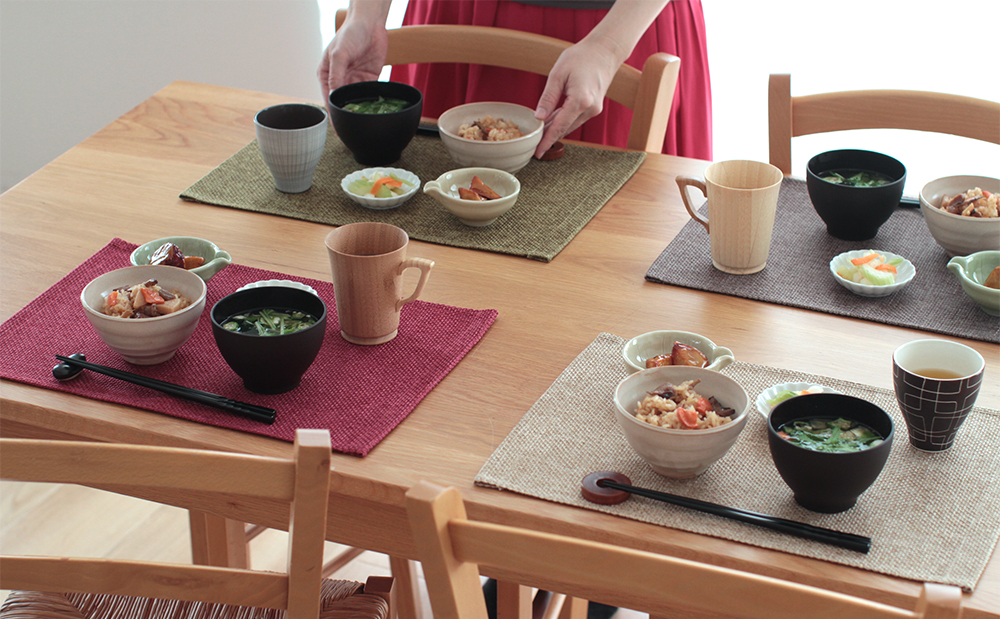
[
  {"xmin": 820, "ymin": 169, "xmax": 893, "ymax": 188},
  {"xmin": 222, "ymin": 307, "xmax": 318, "ymax": 336},
  {"xmin": 777, "ymin": 417, "xmax": 884, "ymax": 453}
]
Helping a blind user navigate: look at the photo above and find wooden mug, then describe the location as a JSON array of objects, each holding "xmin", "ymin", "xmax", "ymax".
[
  {"xmin": 325, "ymin": 223, "xmax": 434, "ymax": 345},
  {"xmin": 677, "ymin": 160, "xmax": 783, "ymax": 274}
]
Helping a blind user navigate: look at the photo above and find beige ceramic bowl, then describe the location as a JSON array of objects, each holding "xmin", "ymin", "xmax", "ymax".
[
  {"xmin": 621, "ymin": 330, "xmax": 735, "ymax": 374},
  {"xmin": 947, "ymin": 250, "xmax": 1000, "ymax": 316},
  {"xmin": 437, "ymin": 102, "xmax": 543, "ymax": 174},
  {"xmin": 919, "ymin": 175, "xmax": 1000, "ymax": 256},
  {"xmin": 423, "ymin": 167, "xmax": 521, "ymax": 227},
  {"xmin": 130, "ymin": 236, "xmax": 232, "ymax": 282},
  {"xmin": 81, "ymin": 265, "xmax": 207, "ymax": 365},
  {"xmin": 614, "ymin": 366, "xmax": 750, "ymax": 479}
]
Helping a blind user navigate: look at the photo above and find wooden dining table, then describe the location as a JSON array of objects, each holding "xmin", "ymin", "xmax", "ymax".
[{"xmin": 2, "ymin": 81, "xmax": 997, "ymax": 619}]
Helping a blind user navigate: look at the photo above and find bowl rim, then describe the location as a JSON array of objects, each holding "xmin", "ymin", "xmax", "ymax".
[
  {"xmin": 428, "ymin": 167, "xmax": 521, "ymax": 196},
  {"xmin": 81, "ymin": 265, "xmax": 207, "ymax": 323},
  {"xmin": 210, "ymin": 287, "xmax": 328, "ymax": 338},
  {"xmin": 130, "ymin": 236, "xmax": 225, "ymax": 261},
  {"xmin": 327, "ymin": 80, "xmax": 423, "ymax": 114},
  {"xmin": 948, "ymin": 251, "xmax": 1000, "ymax": 294},
  {"xmin": 438, "ymin": 101, "xmax": 544, "ymax": 145},
  {"xmin": 766, "ymin": 392, "xmax": 895, "ymax": 453},
  {"xmin": 614, "ymin": 367, "xmax": 750, "ymax": 436},
  {"xmin": 621, "ymin": 329, "xmax": 733, "ymax": 372},
  {"xmin": 754, "ymin": 382, "xmax": 843, "ymax": 418},
  {"xmin": 805, "ymin": 148, "xmax": 906, "ymax": 186}
]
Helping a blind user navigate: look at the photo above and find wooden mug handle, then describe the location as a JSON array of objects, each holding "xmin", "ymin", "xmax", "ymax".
[
  {"xmin": 396, "ymin": 258, "xmax": 434, "ymax": 311},
  {"xmin": 676, "ymin": 175, "xmax": 710, "ymax": 233}
]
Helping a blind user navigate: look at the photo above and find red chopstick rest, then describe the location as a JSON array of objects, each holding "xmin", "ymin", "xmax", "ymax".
[{"xmin": 581, "ymin": 471, "xmax": 632, "ymax": 505}]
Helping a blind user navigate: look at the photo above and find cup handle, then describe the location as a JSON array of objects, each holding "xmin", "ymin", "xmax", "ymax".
[
  {"xmin": 676, "ymin": 175, "xmax": 710, "ymax": 233},
  {"xmin": 397, "ymin": 257, "xmax": 434, "ymax": 310}
]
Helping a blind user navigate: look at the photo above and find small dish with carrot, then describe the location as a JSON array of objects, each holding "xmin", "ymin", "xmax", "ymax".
[
  {"xmin": 341, "ymin": 167, "xmax": 420, "ymax": 210},
  {"xmin": 829, "ymin": 249, "xmax": 915, "ymax": 297}
]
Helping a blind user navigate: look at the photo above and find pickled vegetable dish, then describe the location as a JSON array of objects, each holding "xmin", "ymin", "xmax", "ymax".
[
  {"xmin": 347, "ymin": 171, "xmax": 415, "ymax": 198},
  {"xmin": 221, "ymin": 308, "xmax": 318, "ymax": 336},
  {"xmin": 835, "ymin": 251, "xmax": 904, "ymax": 286},
  {"xmin": 343, "ymin": 97, "xmax": 409, "ymax": 114},
  {"xmin": 777, "ymin": 417, "xmax": 884, "ymax": 453},
  {"xmin": 820, "ymin": 169, "xmax": 893, "ymax": 187}
]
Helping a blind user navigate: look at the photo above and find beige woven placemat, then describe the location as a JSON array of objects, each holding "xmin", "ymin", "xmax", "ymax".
[
  {"xmin": 475, "ymin": 333, "xmax": 1000, "ymax": 591},
  {"xmin": 180, "ymin": 127, "xmax": 645, "ymax": 262}
]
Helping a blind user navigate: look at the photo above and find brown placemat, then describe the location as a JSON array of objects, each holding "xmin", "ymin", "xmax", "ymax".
[
  {"xmin": 646, "ymin": 179, "xmax": 999, "ymax": 343},
  {"xmin": 180, "ymin": 127, "xmax": 645, "ymax": 262},
  {"xmin": 475, "ymin": 333, "xmax": 1000, "ymax": 591}
]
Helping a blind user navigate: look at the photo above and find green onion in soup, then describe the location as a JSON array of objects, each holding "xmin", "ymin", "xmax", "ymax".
[
  {"xmin": 222, "ymin": 308, "xmax": 318, "ymax": 336},
  {"xmin": 777, "ymin": 417, "xmax": 884, "ymax": 453}
]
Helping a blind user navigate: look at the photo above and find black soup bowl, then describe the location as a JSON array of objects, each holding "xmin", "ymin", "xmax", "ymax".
[
  {"xmin": 806, "ymin": 149, "xmax": 906, "ymax": 241},
  {"xmin": 768, "ymin": 393, "xmax": 893, "ymax": 513},
  {"xmin": 211, "ymin": 287, "xmax": 327, "ymax": 394},
  {"xmin": 328, "ymin": 81, "xmax": 423, "ymax": 166}
]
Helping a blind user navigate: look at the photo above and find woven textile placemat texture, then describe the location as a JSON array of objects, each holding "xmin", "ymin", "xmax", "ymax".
[
  {"xmin": 180, "ymin": 127, "xmax": 645, "ymax": 262},
  {"xmin": 646, "ymin": 178, "xmax": 999, "ymax": 343},
  {"xmin": 475, "ymin": 333, "xmax": 1000, "ymax": 591},
  {"xmin": 0, "ymin": 239, "xmax": 497, "ymax": 456}
]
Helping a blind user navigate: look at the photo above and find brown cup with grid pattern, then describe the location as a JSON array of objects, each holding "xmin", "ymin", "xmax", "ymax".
[
  {"xmin": 325, "ymin": 223, "xmax": 433, "ymax": 345},
  {"xmin": 892, "ymin": 339, "xmax": 985, "ymax": 452}
]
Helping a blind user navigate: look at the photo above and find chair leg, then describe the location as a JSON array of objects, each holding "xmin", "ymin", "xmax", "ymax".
[
  {"xmin": 188, "ymin": 510, "xmax": 249, "ymax": 568},
  {"xmin": 389, "ymin": 555, "xmax": 424, "ymax": 619},
  {"xmin": 557, "ymin": 597, "xmax": 587, "ymax": 619},
  {"xmin": 496, "ymin": 580, "xmax": 533, "ymax": 619}
]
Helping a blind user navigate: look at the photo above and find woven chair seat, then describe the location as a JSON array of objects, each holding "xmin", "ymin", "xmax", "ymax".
[{"xmin": 0, "ymin": 578, "xmax": 390, "ymax": 619}]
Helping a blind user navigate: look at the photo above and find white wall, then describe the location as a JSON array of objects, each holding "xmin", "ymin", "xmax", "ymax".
[{"xmin": 0, "ymin": 0, "xmax": 323, "ymax": 193}]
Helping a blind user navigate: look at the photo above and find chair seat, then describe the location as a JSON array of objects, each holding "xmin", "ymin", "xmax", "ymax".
[{"xmin": 0, "ymin": 579, "xmax": 391, "ymax": 619}]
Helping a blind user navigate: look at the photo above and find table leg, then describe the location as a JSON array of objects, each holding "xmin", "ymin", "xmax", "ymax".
[
  {"xmin": 389, "ymin": 555, "xmax": 424, "ymax": 619},
  {"xmin": 188, "ymin": 510, "xmax": 249, "ymax": 568}
]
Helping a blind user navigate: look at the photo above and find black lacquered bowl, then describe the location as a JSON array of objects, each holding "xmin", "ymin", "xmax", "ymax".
[
  {"xmin": 328, "ymin": 81, "xmax": 423, "ymax": 166},
  {"xmin": 768, "ymin": 393, "xmax": 893, "ymax": 513},
  {"xmin": 211, "ymin": 287, "xmax": 327, "ymax": 394},
  {"xmin": 806, "ymin": 149, "xmax": 906, "ymax": 241}
]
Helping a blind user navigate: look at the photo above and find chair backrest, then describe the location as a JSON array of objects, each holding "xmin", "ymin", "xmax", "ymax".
[
  {"xmin": 1, "ymin": 430, "xmax": 338, "ymax": 619},
  {"xmin": 768, "ymin": 73, "xmax": 1000, "ymax": 176},
  {"xmin": 334, "ymin": 9, "xmax": 680, "ymax": 153},
  {"xmin": 405, "ymin": 481, "xmax": 963, "ymax": 619}
]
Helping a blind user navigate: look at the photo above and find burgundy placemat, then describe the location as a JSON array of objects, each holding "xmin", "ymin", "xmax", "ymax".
[
  {"xmin": 646, "ymin": 179, "xmax": 999, "ymax": 344},
  {"xmin": 0, "ymin": 239, "xmax": 497, "ymax": 456}
]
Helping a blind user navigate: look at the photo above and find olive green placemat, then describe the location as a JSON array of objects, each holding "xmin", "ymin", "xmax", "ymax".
[
  {"xmin": 181, "ymin": 128, "xmax": 645, "ymax": 262},
  {"xmin": 476, "ymin": 333, "xmax": 1000, "ymax": 592}
]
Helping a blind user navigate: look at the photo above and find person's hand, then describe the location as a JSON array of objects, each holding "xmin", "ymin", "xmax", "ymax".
[
  {"xmin": 317, "ymin": 17, "xmax": 389, "ymax": 103},
  {"xmin": 532, "ymin": 38, "xmax": 621, "ymax": 158}
]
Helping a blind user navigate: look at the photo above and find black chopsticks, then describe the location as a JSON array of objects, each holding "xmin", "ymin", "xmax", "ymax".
[
  {"xmin": 599, "ymin": 479, "xmax": 871, "ymax": 553},
  {"xmin": 54, "ymin": 354, "xmax": 276, "ymax": 425}
]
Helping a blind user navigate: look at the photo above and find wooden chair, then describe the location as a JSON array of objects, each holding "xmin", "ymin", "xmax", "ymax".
[
  {"xmin": 405, "ymin": 481, "xmax": 963, "ymax": 619},
  {"xmin": 0, "ymin": 430, "xmax": 394, "ymax": 619},
  {"xmin": 768, "ymin": 73, "xmax": 1000, "ymax": 176},
  {"xmin": 334, "ymin": 9, "xmax": 681, "ymax": 153}
]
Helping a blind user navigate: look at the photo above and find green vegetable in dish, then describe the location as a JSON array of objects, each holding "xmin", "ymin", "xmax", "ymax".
[
  {"xmin": 835, "ymin": 251, "xmax": 904, "ymax": 286},
  {"xmin": 777, "ymin": 417, "xmax": 884, "ymax": 453},
  {"xmin": 222, "ymin": 308, "xmax": 318, "ymax": 336},
  {"xmin": 343, "ymin": 97, "xmax": 409, "ymax": 114},
  {"xmin": 766, "ymin": 385, "xmax": 824, "ymax": 409},
  {"xmin": 820, "ymin": 169, "xmax": 893, "ymax": 187}
]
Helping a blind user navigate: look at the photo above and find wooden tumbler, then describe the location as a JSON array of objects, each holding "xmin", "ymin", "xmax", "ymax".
[{"xmin": 325, "ymin": 223, "xmax": 434, "ymax": 345}]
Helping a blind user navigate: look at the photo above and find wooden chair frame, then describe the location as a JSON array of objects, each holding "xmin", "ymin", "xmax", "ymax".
[
  {"xmin": 334, "ymin": 9, "xmax": 680, "ymax": 153},
  {"xmin": 0, "ymin": 430, "xmax": 393, "ymax": 619},
  {"xmin": 406, "ymin": 481, "xmax": 963, "ymax": 619},
  {"xmin": 768, "ymin": 73, "xmax": 1000, "ymax": 175}
]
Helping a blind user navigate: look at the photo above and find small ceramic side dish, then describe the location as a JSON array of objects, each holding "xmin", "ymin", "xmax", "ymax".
[
  {"xmin": 238, "ymin": 279, "xmax": 319, "ymax": 297},
  {"xmin": 341, "ymin": 167, "xmax": 420, "ymax": 210},
  {"xmin": 423, "ymin": 167, "xmax": 520, "ymax": 227},
  {"xmin": 829, "ymin": 249, "xmax": 915, "ymax": 297},
  {"xmin": 622, "ymin": 330, "xmax": 735, "ymax": 374},
  {"xmin": 947, "ymin": 250, "xmax": 1000, "ymax": 316},
  {"xmin": 755, "ymin": 382, "xmax": 842, "ymax": 418},
  {"xmin": 130, "ymin": 236, "xmax": 231, "ymax": 282}
]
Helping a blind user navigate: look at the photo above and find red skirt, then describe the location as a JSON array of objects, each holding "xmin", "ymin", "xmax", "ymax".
[{"xmin": 390, "ymin": 0, "xmax": 712, "ymax": 159}]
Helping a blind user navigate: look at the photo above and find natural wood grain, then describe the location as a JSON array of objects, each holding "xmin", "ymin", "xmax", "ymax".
[
  {"xmin": 1, "ymin": 81, "xmax": 997, "ymax": 619},
  {"xmin": 407, "ymin": 482, "xmax": 960, "ymax": 619}
]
